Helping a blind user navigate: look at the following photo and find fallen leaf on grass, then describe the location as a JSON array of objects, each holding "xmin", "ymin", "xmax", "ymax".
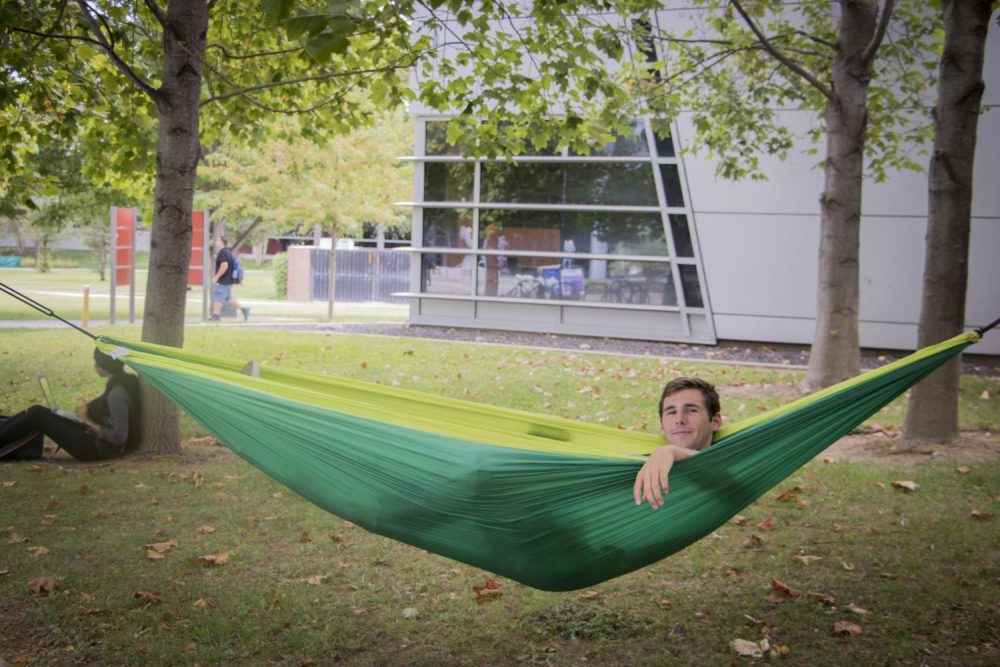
[
  {"xmin": 980, "ymin": 389, "xmax": 992, "ymax": 400},
  {"xmin": 756, "ymin": 516, "xmax": 775, "ymax": 531},
  {"xmin": 970, "ymin": 509, "xmax": 991, "ymax": 520},
  {"xmin": 768, "ymin": 579, "xmax": 799, "ymax": 602},
  {"xmin": 473, "ymin": 578, "xmax": 502, "ymax": 603},
  {"xmin": 299, "ymin": 531, "xmax": 312, "ymax": 543},
  {"xmin": 28, "ymin": 577, "xmax": 58, "ymax": 595},
  {"xmin": 134, "ymin": 590, "xmax": 164, "ymax": 604},
  {"xmin": 144, "ymin": 539, "xmax": 178, "ymax": 556},
  {"xmin": 39, "ymin": 514, "xmax": 57, "ymax": 525},
  {"xmin": 891, "ymin": 480, "xmax": 918, "ymax": 492},
  {"xmin": 196, "ymin": 524, "xmax": 216, "ymax": 535},
  {"xmin": 776, "ymin": 491, "xmax": 798, "ymax": 502},
  {"xmin": 401, "ymin": 607, "xmax": 419, "ymax": 619},
  {"xmin": 879, "ymin": 572, "xmax": 898, "ymax": 579},
  {"xmin": 744, "ymin": 533, "xmax": 766, "ymax": 548},
  {"xmin": 656, "ymin": 599, "xmax": 673, "ymax": 610},
  {"xmin": 1, "ymin": 481, "xmax": 16, "ymax": 487},
  {"xmin": 193, "ymin": 551, "xmax": 230, "ymax": 566},
  {"xmin": 184, "ymin": 641, "xmax": 198, "ymax": 653},
  {"xmin": 7, "ymin": 532, "xmax": 29, "ymax": 543},
  {"xmin": 0, "ymin": 569, "xmax": 9, "ymax": 576},
  {"xmin": 26, "ymin": 546, "xmax": 48, "ymax": 557},
  {"xmin": 731, "ymin": 514, "xmax": 747, "ymax": 525},
  {"xmin": 578, "ymin": 590, "xmax": 600, "ymax": 601},
  {"xmin": 811, "ymin": 592, "xmax": 836, "ymax": 605},
  {"xmin": 792, "ymin": 555, "xmax": 822, "ymax": 566},
  {"xmin": 833, "ymin": 620, "xmax": 863, "ymax": 636},
  {"xmin": 193, "ymin": 597, "xmax": 217, "ymax": 609},
  {"xmin": 841, "ymin": 561, "xmax": 856, "ymax": 572},
  {"xmin": 300, "ymin": 575, "xmax": 328, "ymax": 585},
  {"xmin": 730, "ymin": 638, "xmax": 766, "ymax": 658},
  {"xmin": 955, "ymin": 466, "xmax": 970, "ymax": 474}
]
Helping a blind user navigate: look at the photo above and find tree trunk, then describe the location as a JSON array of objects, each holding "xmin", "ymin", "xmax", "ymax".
[
  {"xmin": 139, "ymin": 0, "xmax": 209, "ymax": 455},
  {"xmin": 805, "ymin": 2, "xmax": 880, "ymax": 389},
  {"xmin": 904, "ymin": 0, "xmax": 991, "ymax": 442}
]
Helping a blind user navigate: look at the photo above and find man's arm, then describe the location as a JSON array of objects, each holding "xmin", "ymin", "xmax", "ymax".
[
  {"xmin": 212, "ymin": 259, "xmax": 229, "ymax": 284},
  {"xmin": 633, "ymin": 445, "xmax": 700, "ymax": 510}
]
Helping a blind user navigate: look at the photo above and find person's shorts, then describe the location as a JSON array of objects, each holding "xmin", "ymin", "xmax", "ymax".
[{"xmin": 212, "ymin": 282, "xmax": 233, "ymax": 303}]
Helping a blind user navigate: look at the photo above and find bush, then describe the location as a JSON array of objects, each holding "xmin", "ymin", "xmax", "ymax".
[{"xmin": 272, "ymin": 253, "xmax": 288, "ymax": 299}]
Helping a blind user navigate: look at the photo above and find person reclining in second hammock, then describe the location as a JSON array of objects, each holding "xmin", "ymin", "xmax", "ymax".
[{"xmin": 633, "ymin": 377, "xmax": 722, "ymax": 510}]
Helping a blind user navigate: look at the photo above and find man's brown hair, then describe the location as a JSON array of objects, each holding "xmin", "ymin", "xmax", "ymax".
[{"xmin": 658, "ymin": 377, "xmax": 720, "ymax": 419}]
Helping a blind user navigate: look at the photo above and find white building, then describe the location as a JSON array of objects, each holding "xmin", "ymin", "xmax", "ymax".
[{"xmin": 400, "ymin": 6, "xmax": 1000, "ymax": 355}]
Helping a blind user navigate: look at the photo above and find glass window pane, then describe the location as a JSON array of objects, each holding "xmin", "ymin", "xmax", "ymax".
[
  {"xmin": 653, "ymin": 128, "xmax": 675, "ymax": 157},
  {"xmin": 421, "ymin": 252, "xmax": 474, "ymax": 295},
  {"xmin": 481, "ymin": 162, "xmax": 658, "ymax": 206},
  {"xmin": 659, "ymin": 163, "xmax": 685, "ymax": 207},
  {"xmin": 422, "ymin": 209, "xmax": 474, "ymax": 249},
  {"xmin": 570, "ymin": 122, "xmax": 650, "ymax": 157},
  {"xmin": 477, "ymin": 256, "xmax": 676, "ymax": 306},
  {"xmin": 669, "ymin": 214, "xmax": 694, "ymax": 257},
  {"xmin": 678, "ymin": 264, "xmax": 703, "ymax": 307},
  {"xmin": 425, "ymin": 121, "xmax": 462, "ymax": 156},
  {"xmin": 479, "ymin": 209, "xmax": 668, "ymax": 257},
  {"xmin": 424, "ymin": 162, "xmax": 474, "ymax": 202}
]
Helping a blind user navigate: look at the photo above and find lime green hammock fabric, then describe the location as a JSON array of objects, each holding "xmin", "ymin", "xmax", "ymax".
[{"xmin": 96, "ymin": 331, "xmax": 980, "ymax": 591}]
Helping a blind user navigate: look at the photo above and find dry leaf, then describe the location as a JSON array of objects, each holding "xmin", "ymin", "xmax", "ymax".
[
  {"xmin": 970, "ymin": 509, "xmax": 991, "ymax": 520},
  {"xmin": 980, "ymin": 389, "xmax": 992, "ymax": 400},
  {"xmin": 28, "ymin": 576, "xmax": 59, "ymax": 595},
  {"xmin": 731, "ymin": 514, "xmax": 747, "ymax": 525},
  {"xmin": 833, "ymin": 620, "xmax": 863, "ymax": 636},
  {"xmin": 299, "ymin": 531, "xmax": 312, "ymax": 543},
  {"xmin": 39, "ymin": 514, "xmax": 57, "ymax": 525},
  {"xmin": 27, "ymin": 546, "xmax": 48, "ymax": 557},
  {"xmin": 184, "ymin": 641, "xmax": 198, "ymax": 653},
  {"xmin": 879, "ymin": 572, "xmax": 899, "ymax": 579},
  {"xmin": 134, "ymin": 590, "xmax": 164, "ymax": 604},
  {"xmin": 955, "ymin": 466, "xmax": 970, "ymax": 474},
  {"xmin": 656, "ymin": 598, "xmax": 673, "ymax": 610},
  {"xmin": 768, "ymin": 578, "xmax": 799, "ymax": 602},
  {"xmin": 757, "ymin": 516, "xmax": 775, "ymax": 531},
  {"xmin": 744, "ymin": 533, "xmax": 766, "ymax": 548},
  {"xmin": 846, "ymin": 604, "xmax": 870, "ymax": 616},
  {"xmin": 792, "ymin": 555, "xmax": 823, "ymax": 566},
  {"xmin": 144, "ymin": 539, "xmax": 178, "ymax": 555},
  {"xmin": 0, "ymin": 569, "xmax": 10, "ymax": 576},
  {"xmin": 301, "ymin": 575, "xmax": 328, "ymax": 586},
  {"xmin": 891, "ymin": 480, "xmax": 918, "ymax": 492},
  {"xmin": 146, "ymin": 550, "xmax": 165, "ymax": 560},
  {"xmin": 196, "ymin": 524, "xmax": 216, "ymax": 535},
  {"xmin": 193, "ymin": 597, "xmax": 217, "ymax": 609},
  {"xmin": 730, "ymin": 638, "xmax": 764, "ymax": 658},
  {"xmin": 473, "ymin": 578, "xmax": 502, "ymax": 603},
  {"xmin": 578, "ymin": 590, "xmax": 600, "ymax": 601},
  {"xmin": 776, "ymin": 491, "xmax": 798, "ymax": 502},
  {"xmin": 841, "ymin": 561, "xmax": 856, "ymax": 572},
  {"xmin": 7, "ymin": 532, "xmax": 28, "ymax": 544},
  {"xmin": 1, "ymin": 481, "xmax": 16, "ymax": 487},
  {"xmin": 811, "ymin": 592, "xmax": 836, "ymax": 605},
  {"xmin": 196, "ymin": 551, "xmax": 230, "ymax": 566}
]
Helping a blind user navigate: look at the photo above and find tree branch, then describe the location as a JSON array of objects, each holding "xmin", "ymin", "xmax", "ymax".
[
  {"xmin": 729, "ymin": 0, "xmax": 834, "ymax": 101},
  {"xmin": 73, "ymin": 0, "xmax": 160, "ymax": 101},
  {"xmin": 860, "ymin": 0, "xmax": 895, "ymax": 66},
  {"xmin": 142, "ymin": 0, "xmax": 167, "ymax": 27}
]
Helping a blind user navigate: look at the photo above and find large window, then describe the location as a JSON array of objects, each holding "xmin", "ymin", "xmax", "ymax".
[{"xmin": 412, "ymin": 118, "xmax": 710, "ymax": 320}]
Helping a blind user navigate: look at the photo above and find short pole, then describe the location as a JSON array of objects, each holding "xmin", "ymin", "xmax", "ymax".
[{"xmin": 82, "ymin": 284, "xmax": 90, "ymax": 328}]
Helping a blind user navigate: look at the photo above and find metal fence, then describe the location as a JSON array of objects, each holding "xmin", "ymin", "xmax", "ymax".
[{"xmin": 309, "ymin": 248, "xmax": 410, "ymax": 303}]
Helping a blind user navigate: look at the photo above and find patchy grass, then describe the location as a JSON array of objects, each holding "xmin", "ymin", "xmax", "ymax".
[{"xmin": 1, "ymin": 327, "xmax": 998, "ymax": 665}]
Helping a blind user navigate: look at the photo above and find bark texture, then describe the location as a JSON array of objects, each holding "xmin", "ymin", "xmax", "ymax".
[
  {"xmin": 805, "ymin": 1, "xmax": 882, "ymax": 388},
  {"xmin": 140, "ymin": 0, "xmax": 209, "ymax": 454},
  {"xmin": 904, "ymin": 0, "xmax": 991, "ymax": 442}
]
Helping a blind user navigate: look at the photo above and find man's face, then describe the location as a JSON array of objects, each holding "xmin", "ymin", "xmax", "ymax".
[
  {"xmin": 660, "ymin": 388, "xmax": 721, "ymax": 451},
  {"xmin": 215, "ymin": 238, "xmax": 224, "ymax": 250}
]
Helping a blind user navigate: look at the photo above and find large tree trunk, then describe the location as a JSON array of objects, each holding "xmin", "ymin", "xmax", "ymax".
[
  {"xmin": 904, "ymin": 0, "xmax": 991, "ymax": 442},
  {"xmin": 805, "ymin": 2, "xmax": 881, "ymax": 388},
  {"xmin": 139, "ymin": 0, "xmax": 209, "ymax": 454}
]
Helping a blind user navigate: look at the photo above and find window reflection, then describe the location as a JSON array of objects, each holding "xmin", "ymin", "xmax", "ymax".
[
  {"xmin": 479, "ymin": 210, "xmax": 667, "ymax": 257},
  {"xmin": 421, "ymin": 252, "xmax": 473, "ymax": 295},
  {"xmin": 653, "ymin": 128, "xmax": 676, "ymax": 158},
  {"xmin": 481, "ymin": 162, "xmax": 658, "ymax": 206},
  {"xmin": 569, "ymin": 122, "xmax": 650, "ymax": 157},
  {"xmin": 425, "ymin": 121, "xmax": 463, "ymax": 156},
  {"xmin": 422, "ymin": 209, "xmax": 473, "ymax": 249},
  {"xmin": 678, "ymin": 265, "xmax": 703, "ymax": 307},
  {"xmin": 424, "ymin": 162, "xmax": 474, "ymax": 202},
  {"xmin": 476, "ymin": 255, "xmax": 677, "ymax": 306},
  {"xmin": 669, "ymin": 214, "xmax": 694, "ymax": 257},
  {"xmin": 659, "ymin": 164, "xmax": 685, "ymax": 207}
]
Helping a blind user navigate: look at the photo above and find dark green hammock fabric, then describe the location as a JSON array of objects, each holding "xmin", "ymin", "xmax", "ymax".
[{"xmin": 96, "ymin": 331, "xmax": 979, "ymax": 591}]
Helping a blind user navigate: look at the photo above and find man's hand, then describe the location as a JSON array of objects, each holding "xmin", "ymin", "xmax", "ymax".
[
  {"xmin": 76, "ymin": 404, "xmax": 98, "ymax": 431},
  {"xmin": 633, "ymin": 445, "xmax": 697, "ymax": 509}
]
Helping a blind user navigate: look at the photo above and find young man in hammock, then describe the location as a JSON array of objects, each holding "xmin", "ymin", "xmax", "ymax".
[{"xmin": 633, "ymin": 377, "xmax": 722, "ymax": 510}]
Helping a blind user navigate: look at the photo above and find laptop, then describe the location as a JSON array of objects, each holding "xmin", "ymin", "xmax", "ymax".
[{"xmin": 38, "ymin": 374, "xmax": 83, "ymax": 423}]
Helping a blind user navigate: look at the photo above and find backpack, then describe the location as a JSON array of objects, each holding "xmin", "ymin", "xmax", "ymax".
[{"xmin": 229, "ymin": 253, "xmax": 244, "ymax": 284}]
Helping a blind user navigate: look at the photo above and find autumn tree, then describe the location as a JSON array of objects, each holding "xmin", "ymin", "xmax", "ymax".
[{"xmin": 904, "ymin": 0, "xmax": 995, "ymax": 442}]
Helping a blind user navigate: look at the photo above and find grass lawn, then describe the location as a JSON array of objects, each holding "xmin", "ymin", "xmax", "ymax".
[{"xmin": 1, "ymin": 329, "xmax": 998, "ymax": 666}]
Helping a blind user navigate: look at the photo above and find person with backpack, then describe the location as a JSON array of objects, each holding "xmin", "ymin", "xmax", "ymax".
[
  {"xmin": 209, "ymin": 236, "xmax": 249, "ymax": 321},
  {"xmin": 0, "ymin": 349, "xmax": 142, "ymax": 462}
]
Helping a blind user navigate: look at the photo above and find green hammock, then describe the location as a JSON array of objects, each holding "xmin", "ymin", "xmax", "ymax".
[{"xmin": 95, "ymin": 331, "xmax": 980, "ymax": 591}]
